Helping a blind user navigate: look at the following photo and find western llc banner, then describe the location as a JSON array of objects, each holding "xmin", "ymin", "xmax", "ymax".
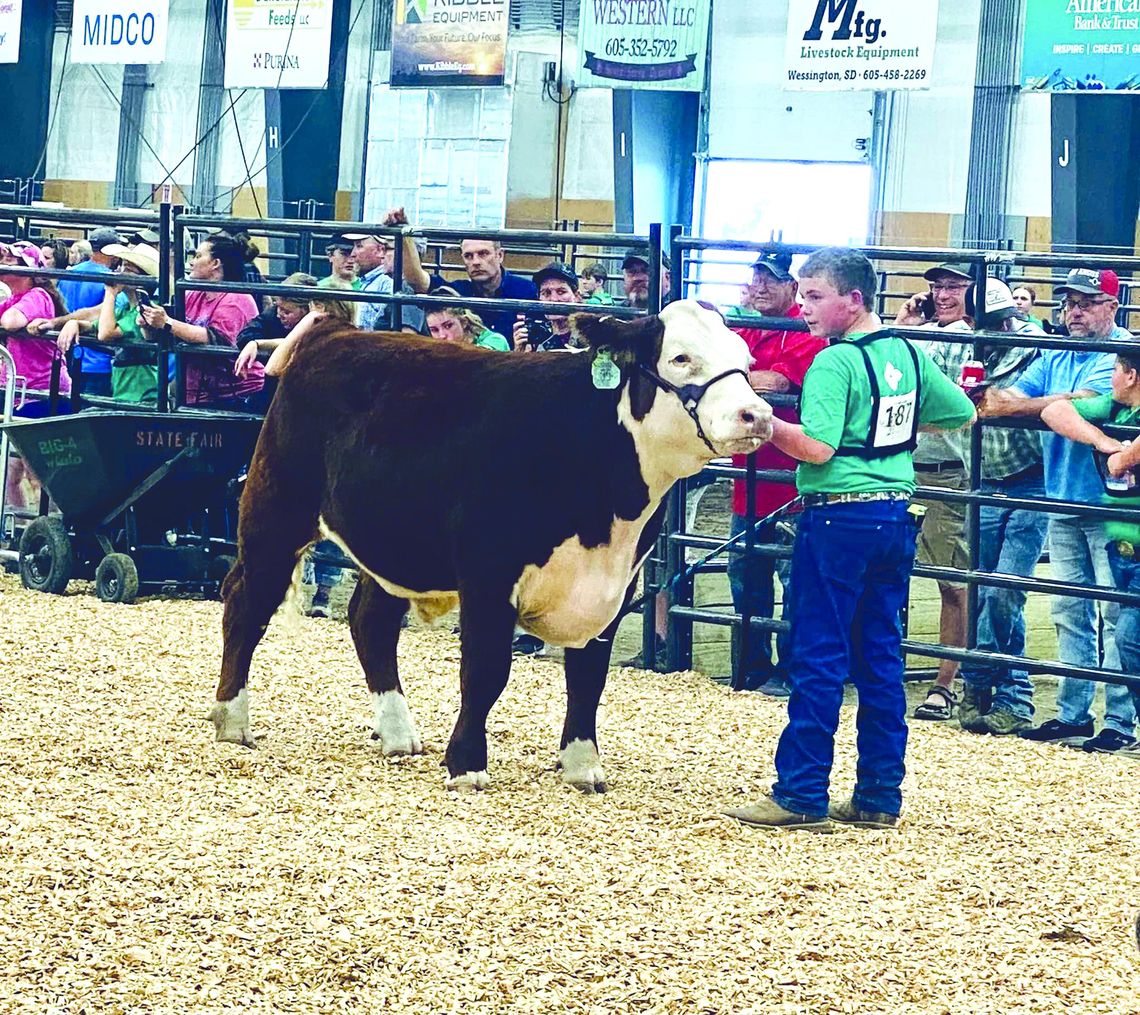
[
  {"xmin": 784, "ymin": 0, "xmax": 939, "ymax": 92},
  {"xmin": 390, "ymin": 0, "xmax": 509, "ymax": 88},
  {"xmin": 577, "ymin": 0, "xmax": 711, "ymax": 91},
  {"xmin": 1022, "ymin": 0, "xmax": 1140, "ymax": 92}
]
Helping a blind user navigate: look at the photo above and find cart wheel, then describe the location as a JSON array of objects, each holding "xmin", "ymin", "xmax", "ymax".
[
  {"xmin": 18, "ymin": 516, "xmax": 73, "ymax": 595},
  {"xmin": 95, "ymin": 553, "xmax": 140, "ymax": 605}
]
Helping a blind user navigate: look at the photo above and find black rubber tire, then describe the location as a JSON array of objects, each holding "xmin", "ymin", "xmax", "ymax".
[
  {"xmin": 18, "ymin": 516, "xmax": 73, "ymax": 595},
  {"xmin": 94, "ymin": 553, "xmax": 140, "ymax": 604}
]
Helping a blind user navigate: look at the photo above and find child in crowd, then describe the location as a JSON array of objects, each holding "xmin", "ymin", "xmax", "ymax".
[{"xmin": 1041, "ymin": 353, "xmax": 1140, "ymax": 743}]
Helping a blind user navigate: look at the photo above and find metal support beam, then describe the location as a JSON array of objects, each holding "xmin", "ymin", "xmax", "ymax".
[
  {"xmin": 192, "ymin": 0, "xmax": 227, "ymax": 212},
  {"xmin": 113, "ymin": 65, "xmax": 149, "ymax": 208}
]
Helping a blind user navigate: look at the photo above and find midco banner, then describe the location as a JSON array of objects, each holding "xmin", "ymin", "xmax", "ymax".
[
  {"xmin": 577, "ymin": 0, "xmax": 711, "ymax": 91},
  {"xmin": 224, "ymin": 0, "xmax": 333, "ymax": 89},
  {"xmin": 784, "ymin": 0, "xmax": 939, "ymax": 91},
  {"xmin": 0, "ymin": 0, "xmax": 21, "ymax": 64},
  {"xmin": 1022, "ymin": 0, "xmax": 1140, "ymax": 92},
  {"xmin": 390, "ymin": 0, "xmax": 509, "ymax": 88},
  {"xmin": 72, "ymin": 0, "xmax": 169, "ymax": 65}
]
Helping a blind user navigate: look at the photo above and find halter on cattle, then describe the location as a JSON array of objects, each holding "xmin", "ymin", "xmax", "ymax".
[{"xmin": 637, "ymin": 363, "xmax": 752, "ymax": 454}]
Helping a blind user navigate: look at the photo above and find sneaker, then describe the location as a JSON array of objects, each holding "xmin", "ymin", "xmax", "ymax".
[
  {"xmin": 828, "ymin": 798, "xmax": 898, "ymax": 829},
  {"xmin": 755, "ymin": 676, "xmax": 792, "ymax": 698},
  {"xmin": 958, "ymin": 683, "xmax": 991, "ymax": 733},
  {"xmin": 512, "ymin": 633, "xmax": 545, "ymax": 656},
  {"xmin": 306, "ymin": 588, "xmax": 331, "ymax": 618},
  {"xmin": 1018, "ymin": 717, "xmax": 1095, "ymax": 743},
  {"xmin": 723, "ymin": 797, "xmax": 831, "ymax": 832},
  {"xmin": 1077, "ymin": 728, "xmax": 1139, "ymax": 754},
  {"xmin": 983, "ymin": 707, "xmax": 1033, "ymax": 736}
]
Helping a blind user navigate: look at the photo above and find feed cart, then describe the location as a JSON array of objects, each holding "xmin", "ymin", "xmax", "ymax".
[{"xmin": 1, "ymin": 410, "xmax": 262, "ymax": 603}]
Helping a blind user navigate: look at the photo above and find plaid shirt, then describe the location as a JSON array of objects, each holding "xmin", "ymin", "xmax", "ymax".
[{"xmin": 921, "ymin": 331, "xmax": 1043, "ymax": 480}]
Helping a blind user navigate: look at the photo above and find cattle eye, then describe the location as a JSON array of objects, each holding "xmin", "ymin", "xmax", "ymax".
[{"xmin": 671, "ymin": 354, "xmax": 691, "ymax": 366}]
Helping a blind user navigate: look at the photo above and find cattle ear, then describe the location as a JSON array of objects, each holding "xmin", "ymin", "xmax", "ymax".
[{"xmin": 572, "ymin": 312, "xmax": 664, "ymax": 368}]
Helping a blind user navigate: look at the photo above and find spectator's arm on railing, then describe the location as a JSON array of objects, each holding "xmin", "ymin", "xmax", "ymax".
[
  {"xmin": 1041, "ymin": 400, "xmax": 1125, "ymax": 455},
  {"xmin": 96, "ymin": 287, "xmax": 124, "ymax": 344},
  {"xmin": 749, "ymin": 370, "xmax": 792, "ymax": 394},
  {"xmin": 26, "ymin": 305, "xmax": 101, "ymax": 336},
  {"xmin": 976, "ymin": 384, "xmax": 1098, "ymax": 420}
]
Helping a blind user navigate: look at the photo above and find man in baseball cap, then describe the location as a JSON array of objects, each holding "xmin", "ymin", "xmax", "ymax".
[
  {"xmin": 620, "ymin": 248, "xmax": 671, "ymax": 309},
  {"xmin": 750, "ymin": 251, "xmax": 795, "ymax": 283},
  {"xmin": 980, "ymin": 265, "xmax": 1136, "ymax": 750},
  {"xmin": 512, "ymin": 260, "xmax": 582, "ymax": 355}
]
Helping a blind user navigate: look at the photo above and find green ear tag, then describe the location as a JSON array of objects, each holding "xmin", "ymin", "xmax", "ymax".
[{"xmin": 592, "ymin": 347, "xmax": 621, "ymax": 390}]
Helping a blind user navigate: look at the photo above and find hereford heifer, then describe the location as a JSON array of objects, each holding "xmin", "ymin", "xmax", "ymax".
[{"xmin": 209, "ymin": 300, "xmax": 772, "ymax": 791}]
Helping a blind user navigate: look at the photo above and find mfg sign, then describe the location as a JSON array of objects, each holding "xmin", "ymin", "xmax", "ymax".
[
  {"xmin": 784, "ymin": 0, "xmax": 939, "ymax": 92},
  {"xmin": 72, "ymin": 0, "xmax": 169, "ymax": 65}
]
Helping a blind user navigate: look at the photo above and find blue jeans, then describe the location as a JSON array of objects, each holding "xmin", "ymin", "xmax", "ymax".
[
  {"xmin": 959, "ymin": 470, "xmax": 1049, "ymax": 718},
  {"xmin": 1048, "ymin": 516, "xmax": 1134, "ymax": 735},
  {"xmin": 772, "ymin": 501, "xmax": 917, "ymax": 818},
  {"xmin": 303, "ymin": 539, "xmax": 344, "ymax": 590},
  {"xmin": 727, "ymin": 512, "xmax": 793, "ymax": 681},
  {"xmin": 1105, "ymin": 542, "xmax": 1140, "ymax": 723}
]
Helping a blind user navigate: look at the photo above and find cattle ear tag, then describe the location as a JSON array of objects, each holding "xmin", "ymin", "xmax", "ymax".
[{"xmin": 591, "ymin": 347, "xmax": 621, "ymax": 390}]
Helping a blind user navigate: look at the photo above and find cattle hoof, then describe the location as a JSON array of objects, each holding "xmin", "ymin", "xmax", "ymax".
[
  {"xmin": 445, "ymin": 770, "xmax": 490, "ymax": 793},
  {"xmin": 207, "ymin": 691, "xmax": 256, "ymax": 748},
  {"xmin": 559, "ymin": 739, "xmax": 606, "ymax": 795},
  {"xmin": 371, "ymin": 691, "xmax": 424, "ymax": 759}
]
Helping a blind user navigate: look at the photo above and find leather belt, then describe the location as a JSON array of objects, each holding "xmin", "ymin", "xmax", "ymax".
[
  {"xmin": 914, "ymin": 461, "xmax": 964, "ymax": 474},
  {"xmin": 803, "ymin": 492, "xmax": 911, "ymax": 507}
]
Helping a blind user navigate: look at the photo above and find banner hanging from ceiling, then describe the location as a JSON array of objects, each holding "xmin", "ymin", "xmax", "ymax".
[
  {"xmin": 72, "ymin": 0, "xmax": 169, "ymax": 65},
  {"xmin": 224, "ymin": 0, "xmax": 333, "ymax": 89},
  {"xmin": 1022, "ymin": 0, "xmax": 1140, "ymax": 92},
  {"xmin": 390, "ymin": 0, "xmax": 509, "ymax": 88},
  {"xmin": 577, "ymin": 0, "xmax": 711, "ymax": 91},
  {"xmin": 783, "ymin": 0, "xmax": 939, "ymax": 91}
]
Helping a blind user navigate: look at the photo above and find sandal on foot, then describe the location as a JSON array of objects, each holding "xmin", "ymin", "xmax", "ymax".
[{"xmin": 912, "ymin": 685, "xmax": 957, "ymax": 722}]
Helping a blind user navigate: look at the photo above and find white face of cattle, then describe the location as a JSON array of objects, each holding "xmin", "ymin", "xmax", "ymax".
[{"xmin": 632, "ymin": 301, "xmax": 773, "ymax": 478}]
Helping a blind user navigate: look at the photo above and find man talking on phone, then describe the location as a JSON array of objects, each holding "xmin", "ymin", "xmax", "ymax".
[{"xmin": 893, "ymin": 263, "xmax": 975, "ymax": 725}]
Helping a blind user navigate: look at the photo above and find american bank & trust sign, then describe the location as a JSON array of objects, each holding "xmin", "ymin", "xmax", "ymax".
[{"xmin": 784, "ymin": 0, "xmax": 939, "ymax": 92}]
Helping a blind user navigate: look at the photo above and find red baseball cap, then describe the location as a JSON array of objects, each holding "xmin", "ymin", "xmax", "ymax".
[{"xmin": 1055, "ymin": 268, "xmax": 1120, "ymax": 298}]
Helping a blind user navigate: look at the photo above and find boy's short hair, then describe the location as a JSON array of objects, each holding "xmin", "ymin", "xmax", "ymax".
[
  {"xmin": 1117, "ymin": 352, "xmax": 1140, "ymax": 374},
  {"xmin": 580, "ymin": 261, "xmax": 608, "ymax": 283},
  {"xmin": 799, "ymin": 247, "xmax": 877, "ymax": 310}
]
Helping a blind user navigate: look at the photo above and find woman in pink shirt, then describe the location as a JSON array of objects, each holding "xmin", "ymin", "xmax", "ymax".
[
  {"xmin": 138, "ymin": 232, "xmax": 263, "ymax": 409},
  {"xmin": 0, "ymin": 241, "xmax": 70, "ymax": 415}
]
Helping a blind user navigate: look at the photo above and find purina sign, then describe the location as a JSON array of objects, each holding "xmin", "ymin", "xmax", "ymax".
[
  {"xmin": 784, "ymin": 0, "xmax": 939, "ymax": 92},
  {"xmin": 224, "ymin": 0, "xmax": 333, "ymax": 89},
  {"xmin": 72, "ymin": 0, "xmax": 169, "ymax": 65}
]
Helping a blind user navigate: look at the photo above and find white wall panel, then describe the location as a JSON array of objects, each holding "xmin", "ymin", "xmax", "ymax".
[
  {"xmin": 707, "ymin": 0, "xmax": 873, "ymax": 164},
  {"xmin": 1007, "ymin": 92, "xmax": 1051, "ymax": 219}
]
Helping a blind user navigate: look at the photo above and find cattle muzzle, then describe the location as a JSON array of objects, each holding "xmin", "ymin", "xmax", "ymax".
[{"xmin": 637, "ymin": 365, "xmax": 753, "ymax": 455}]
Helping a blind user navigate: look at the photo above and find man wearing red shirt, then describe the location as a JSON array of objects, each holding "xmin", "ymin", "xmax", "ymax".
[{"xmin": 729, "ymin": 253, "xmax": 828, "ymax": 694}]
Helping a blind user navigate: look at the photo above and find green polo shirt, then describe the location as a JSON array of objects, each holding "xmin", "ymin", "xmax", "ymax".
[
  {"xmin": 797, "ymin": 330, "xmax": 977, "ymax": 496},
  {"xmin": 1073, "ymin": 394, "xmax": 1140, "ymax": 544}
]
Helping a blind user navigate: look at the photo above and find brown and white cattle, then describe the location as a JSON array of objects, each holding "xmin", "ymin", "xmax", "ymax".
[{"xmin": 209, "ymin": 301, "xmax": 772, "ymax": 791}]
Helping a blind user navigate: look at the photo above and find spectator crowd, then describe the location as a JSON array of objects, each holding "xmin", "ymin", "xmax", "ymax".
[{"xmin": 0, "ymin": 212, "xmax": 1137, "ymax": 765}]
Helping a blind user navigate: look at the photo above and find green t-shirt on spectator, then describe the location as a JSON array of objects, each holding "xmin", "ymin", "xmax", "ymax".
[
  {"xmin": 796, "ymin": 330, "xmax": 976, "ymax": 496},
  {"xmin": 1073, "ymin": 393, "xmax": 1140, "ymax": 544},
  {"xmin": 474, "ymin": 328, "xmax": 510, "ymax": 352},
  {"xmin": 110, "ymin": 300, "xmax": 158, "ymax": 405}
]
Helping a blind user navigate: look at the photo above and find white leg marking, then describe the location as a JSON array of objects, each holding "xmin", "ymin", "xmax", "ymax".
[
  {"xmin": 207, "ymin": 689, "xmax": 254, "ymax": 748},
  {"xmin": 560, "ymin": 738, "xmax": 606, "ymax": 793},
  {"xmin": 371, "ymin": 690, "xmax": 423, "ymax": 757},
  {"xmin": 445, "ymin": 770, "xmax": 490, "ymax": 792}
]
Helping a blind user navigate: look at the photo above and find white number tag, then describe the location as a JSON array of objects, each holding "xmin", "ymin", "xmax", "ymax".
[{"xmin": 874, "ymin": 392, "xmax": 916, "ymax": 448}]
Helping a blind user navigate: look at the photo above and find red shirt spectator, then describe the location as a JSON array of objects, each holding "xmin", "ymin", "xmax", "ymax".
[{"xmin": 731, "ymin": 301, "xmax": 827, "ymax": 516}]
